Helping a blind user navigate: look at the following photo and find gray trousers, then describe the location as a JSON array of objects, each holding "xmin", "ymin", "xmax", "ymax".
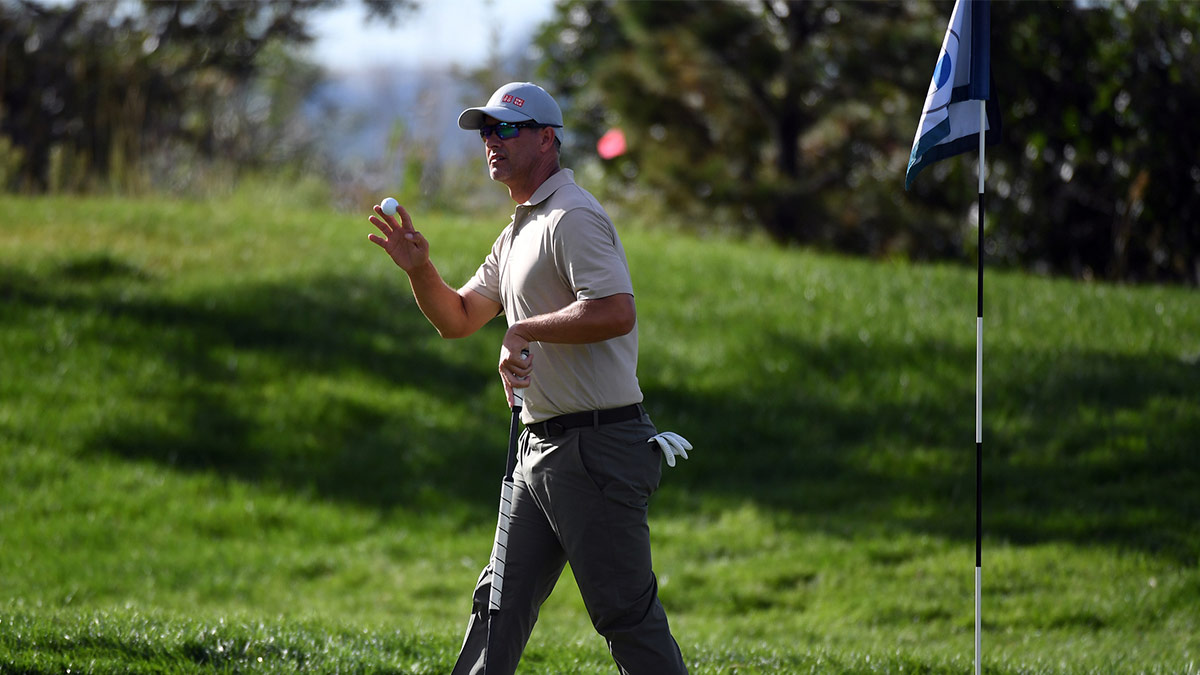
[{"xmin": 451, "ymin": 413, "xmax": 688, "ymax": 675}]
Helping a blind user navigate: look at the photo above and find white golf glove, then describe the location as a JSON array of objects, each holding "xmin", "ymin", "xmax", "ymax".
[{"xmin": 648, "ymin": 432, "xmax": 692, "ymax": 468}]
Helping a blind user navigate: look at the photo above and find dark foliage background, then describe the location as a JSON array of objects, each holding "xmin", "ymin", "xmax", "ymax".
[{"xmin": 535, "ymin": 0, "xmax": 1199, "ymax": 285}]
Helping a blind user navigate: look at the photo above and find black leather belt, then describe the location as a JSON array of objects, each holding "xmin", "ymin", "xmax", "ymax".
[{"xmin": 527, "ymin": 403, "xmax": 645, "ymax": 438}]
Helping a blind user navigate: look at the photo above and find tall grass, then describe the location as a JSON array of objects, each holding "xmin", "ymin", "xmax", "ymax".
[{"xmin": 1, "ymin": 187, "xmax": 1197, "ymax": 673}]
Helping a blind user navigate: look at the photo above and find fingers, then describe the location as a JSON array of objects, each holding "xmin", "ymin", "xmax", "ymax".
[
  {"xmin": 368, "ymin": 218, "xmax": 423, "ymax": 244},
  {"xmin": 371, "ymin": 203, "xmax": 415, "ymax": 232},
  {"xmin": 499, "ymin": 348, "xmax": 533, "ymax": 391},
  {"xmin": 369, "ymin": 210, "xmax": 394, "ymax": 235},
  {"xmin": 368, "ymin": 204, "xmax": 430, "ymax": 271},
  {"xmin": 393, "ymin": 203, "xmax": 414, "ymax": 230},
  {"xmin": 499, "ymin": 334, "xmax": 532, "ymax": 392},
  {"xmin": 504, "ymin": 372, "xmax": 531, "ymax": 390},
  {"xmin": 369, "ymin": 203, "xmax": 419, "ymax": 246},
  {"xmin": 507, "ymin": 355, "xmax": 533, "ymax": 379}
]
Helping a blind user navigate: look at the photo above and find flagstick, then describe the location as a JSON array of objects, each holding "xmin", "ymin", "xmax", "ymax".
[{"xmin": 975, "ymin": 98, "xmax": 985, "ymax": 675}]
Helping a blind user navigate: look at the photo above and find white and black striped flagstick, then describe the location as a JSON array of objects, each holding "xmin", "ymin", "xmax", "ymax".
[
  {"xmin": 903, "ymin": 4, "xmax": 994, "ymax": 669},
  {"xmin": 975, "ymin": 98, "xmax": 986, "ymax": 675}
]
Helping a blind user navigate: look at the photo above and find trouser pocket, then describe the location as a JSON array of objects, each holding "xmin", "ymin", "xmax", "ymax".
[{"xmin": 575, "ymin": 416, "xmax": 662, "ymax": 509}]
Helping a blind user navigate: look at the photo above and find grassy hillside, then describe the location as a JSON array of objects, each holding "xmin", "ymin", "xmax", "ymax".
[{"xmin": 1, "ymin": 186, "xmax": 1197, "ymax": 674}]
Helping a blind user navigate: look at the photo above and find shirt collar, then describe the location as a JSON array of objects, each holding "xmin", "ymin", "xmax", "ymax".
[{"xmin": 522, "ymin": 168, "xmax": 574, "ymax": 207}]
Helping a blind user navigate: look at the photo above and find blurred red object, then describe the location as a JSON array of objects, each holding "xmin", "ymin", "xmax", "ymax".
[{"xmin": 597, "ymin": 128, "xmax": 627, "ymax": 160}]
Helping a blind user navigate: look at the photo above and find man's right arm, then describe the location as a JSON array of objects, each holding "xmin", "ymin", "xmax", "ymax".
[
  {"xmin": 405, "ymin": 261, "xmax": 500, "ymax": 339},
  {"xmin": 369, "ymin": 202, "xmax": 499, "ymax": 339}
]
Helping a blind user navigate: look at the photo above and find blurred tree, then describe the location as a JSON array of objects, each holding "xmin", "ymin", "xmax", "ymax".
[
  {"xmin": 537, "ymin": 1, "xmax": 951, "ymax": 254},
  {"xmin": 536, "ymin": 0, "xmax": 1200, "ymax": 285},
  {"xmin": 0, "ymin": 0, "xmax": 414, "ymax": 192},
  {"xmin": 983, "ymin": 0, "xmax": 1200, "ymax": 284}
]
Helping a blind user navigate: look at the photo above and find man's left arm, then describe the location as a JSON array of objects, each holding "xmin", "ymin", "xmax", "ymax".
[
  {"xmin": 506, "ymin": 293, "xmax": 635, "ymax": 348},
  {"xmin": 498, "ymin": 293, "xmax": 635, "ymax": 389},
  {"xmin": 499, "ymin": 203, "xmax": 636, "ymax": 389}
]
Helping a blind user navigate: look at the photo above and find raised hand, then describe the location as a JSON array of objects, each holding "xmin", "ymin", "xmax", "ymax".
[{"xmin": 368, "ymin": 202, "xmax": 430, "ymax": 272}]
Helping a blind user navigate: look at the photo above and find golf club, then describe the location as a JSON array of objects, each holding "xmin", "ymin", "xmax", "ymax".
[{"xmin": 484, "ymin": 349, "xmax": 527, "ymax": 675}]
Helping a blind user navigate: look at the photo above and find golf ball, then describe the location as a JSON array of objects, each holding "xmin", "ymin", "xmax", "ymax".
[{"xmin": 381, "ymin": 197, "xmax": 399, "ymax": 216}]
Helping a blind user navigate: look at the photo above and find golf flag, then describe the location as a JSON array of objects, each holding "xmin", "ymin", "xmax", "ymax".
[
  {"xmin": 906, "ymin": 3, "xmax": 998, "ymax": 675},
  {"xmin": 905, "ymin": 0, "xmax": 999, "ymax": 190}
]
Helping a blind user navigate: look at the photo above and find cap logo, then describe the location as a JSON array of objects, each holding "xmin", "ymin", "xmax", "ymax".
[{"xmin": 502, "ymin": 94, "xmax": 525, "ymax": 108}]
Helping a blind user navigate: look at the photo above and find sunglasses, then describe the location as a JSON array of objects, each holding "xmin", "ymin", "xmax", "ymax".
[{"xmin": 478, "ymin": 121, "xmax": 554, "ymax": 141}]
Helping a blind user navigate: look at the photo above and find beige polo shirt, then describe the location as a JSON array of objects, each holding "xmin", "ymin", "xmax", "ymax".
[{"xmin": 463, "ymin": 169, "xmax": 642, "ymax": 423}]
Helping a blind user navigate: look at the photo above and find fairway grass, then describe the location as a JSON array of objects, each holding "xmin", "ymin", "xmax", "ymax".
[{"xmin": 1, "ymin": 190, "xmax": 1197, "ymax": 674}]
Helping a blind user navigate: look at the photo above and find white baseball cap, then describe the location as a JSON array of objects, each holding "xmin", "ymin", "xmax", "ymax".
[{"xmin": 458, "ymin": 82, "xmax": 564, "ymax": 134}]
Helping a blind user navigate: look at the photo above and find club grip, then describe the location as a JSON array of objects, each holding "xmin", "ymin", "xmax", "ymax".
[
  {"xmin": 488, "ymin": 478, "xmax": 515, "ymax": 613},
  {"xmin": 512, "ymin": 349, "xmax": 529, "ymax": 408}
]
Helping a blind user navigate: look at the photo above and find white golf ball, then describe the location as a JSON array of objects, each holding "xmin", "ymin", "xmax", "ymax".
[{"xmin": 381, "ymin": 197, "xmax": 399, "ymax": 216}]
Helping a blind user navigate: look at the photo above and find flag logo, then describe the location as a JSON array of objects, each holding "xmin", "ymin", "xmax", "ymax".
[
  {"xmin": 905, "ymin": 0, "xmax": 999, "ymax": 191},
  {"xmin": 934, "ymin": 38, "xmax": 956, "ymax": 92}
]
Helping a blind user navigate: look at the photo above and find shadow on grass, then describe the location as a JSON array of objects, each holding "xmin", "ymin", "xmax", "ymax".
[
  {"xmin": 3, "ymin": 256, "xmax": 510, "ymax": 516},
  {"xmin": 647, "ymin": 331, "xmax": 1199, "ymax": 563},
  {"xmin": 4, "ymin": 255, "xmax": 1197, "ymax": 562}
]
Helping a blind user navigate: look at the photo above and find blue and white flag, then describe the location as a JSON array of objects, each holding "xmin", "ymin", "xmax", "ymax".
[{"xmin": 905, "ymin": 0, "xmax": 999, "ymax": 190}]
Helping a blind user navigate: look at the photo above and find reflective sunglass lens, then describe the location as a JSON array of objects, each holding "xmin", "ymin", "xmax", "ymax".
[{"xmin": 480, "ymin": 123, "xmax": 534, "ymax": 140}]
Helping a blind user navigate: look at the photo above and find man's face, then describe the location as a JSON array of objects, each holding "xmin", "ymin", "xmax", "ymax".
[{"xmin": 480, "ymin": 115, "xmax": 545, "ymax": 185}]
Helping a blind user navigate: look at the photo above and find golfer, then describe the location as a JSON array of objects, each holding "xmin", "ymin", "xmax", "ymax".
[{"xmin": 368, "ymin": 82, "xmax": 688, "ymax": 674}]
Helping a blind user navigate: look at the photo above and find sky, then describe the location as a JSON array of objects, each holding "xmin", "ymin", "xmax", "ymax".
[{"xmin": 308, "ymin": 0, "xmax": 558, "ymax": 73}]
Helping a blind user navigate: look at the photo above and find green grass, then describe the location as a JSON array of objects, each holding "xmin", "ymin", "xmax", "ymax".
[{"xmin": 1, "ymin": 186, "xmax": 1198, "ymax": 674}]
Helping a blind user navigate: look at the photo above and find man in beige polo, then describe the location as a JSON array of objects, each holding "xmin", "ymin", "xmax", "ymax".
[{"xmin": 367, "ymin": 82, "xmax": 688, "ymax": 675}]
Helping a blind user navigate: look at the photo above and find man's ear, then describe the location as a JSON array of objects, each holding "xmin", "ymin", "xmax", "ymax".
[{"xmin": 541, "ymin": 127, "xmax": 557, "ymax": 153}]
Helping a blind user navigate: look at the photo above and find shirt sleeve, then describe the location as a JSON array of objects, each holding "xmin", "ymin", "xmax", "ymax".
[
  {"xmin": 461, "ymin": 226, "xmax": 508, "ymax": 305},
  {"xmin": 551, "ymin": 207, "xmax": 635, "ymax": 301}
]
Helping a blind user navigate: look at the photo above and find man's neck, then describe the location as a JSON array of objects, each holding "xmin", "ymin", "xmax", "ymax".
[{"xmin": 507, "ymin": 159, "xmax": 561, "ymax": 204}]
